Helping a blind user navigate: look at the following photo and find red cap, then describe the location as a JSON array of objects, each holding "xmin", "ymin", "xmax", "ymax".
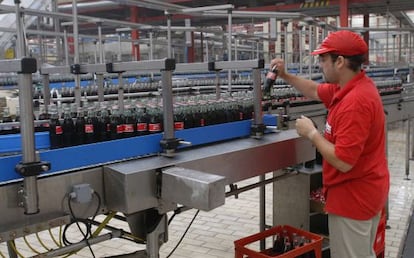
[{"xmin": 311, "ymin": 30, "xmax": 368, "ymax": 56}]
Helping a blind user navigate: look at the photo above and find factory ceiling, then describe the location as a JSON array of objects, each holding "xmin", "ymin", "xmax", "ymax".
[{"xmin": 56, "ymin": 0, "xmax": 414, "ymax": 33}]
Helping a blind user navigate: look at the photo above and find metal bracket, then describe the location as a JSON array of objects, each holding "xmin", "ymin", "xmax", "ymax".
[
  {"xmin": 15, "ymin": 161, "xmax": 51, "ymax": 177},
  {"xmin": 250, "ymin": 123, "xmax": 266, "ymax": 139}
]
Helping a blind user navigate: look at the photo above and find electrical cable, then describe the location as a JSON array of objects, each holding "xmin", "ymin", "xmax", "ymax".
[
  {"xmin": 48, "ymin": 228, "xmax": 62, "ymax": 247},
  {"xmin": 8, "ymin": 241, "xmax": 24, "ymax": 258},
  {"xmin": 36, "ymin": 232, "xmax": 52, "ymax": 251},
  {"xmin": 63, "ymin": 191, "xmax": 101, "ymax": 258},
  {"xmin": 166, "ymin": 209, "xmax": 200, "ymax": 258},
  {"xmin": 23, "ymin": 236, "xmax": 41, "ymax": 254}
]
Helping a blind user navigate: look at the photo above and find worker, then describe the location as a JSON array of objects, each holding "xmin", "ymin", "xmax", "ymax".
[{"xmin": 270, "ymin": 30, "xmax": 389, "ymax": 258}]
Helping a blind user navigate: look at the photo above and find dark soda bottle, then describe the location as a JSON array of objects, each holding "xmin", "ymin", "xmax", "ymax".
[
  {"xmin": 49, "ymin": 106, "xmax": 63, "ymax": 149},
  {"xmin": 109, "ymin": 107, "xmax": 124, "ymax": 140},
  {"xmin": 136, "ymin": 107, "xmax": 149, "ymax": 136},
  {"xmin": 96, "ymin": 108, "xmax": 111, "ymax": 142},
  {"xmin": 148, "ymin": 107, "xmax": 162, "ymax": 134},
  {"xmin": 123, "ymin": 107, "xmax": 136, "ymax": 138},
  {"xmin": 84, "ymin": 108, "xmax": 97, "ymax": 144},
  {"xmin": 74, "ymin": 107, "xmax": 86, "ymax": 145},
  {"xmin": 62, "ymin": 107, "xmax": 75, "ymax": 147},
  {"xmin": 37, "ymin": 105, "xmax": 51, "ymax": 132},
  {"xmin": 272, "ymin": 233, "xmax": 284, "ymax": 254},
  {"xmin": 263, "ymin": 66, "xmax": 278, "ymax": 98},
  {"xmin": 173, "ymin": 105, "xmax": 185, "ymax": 131}
]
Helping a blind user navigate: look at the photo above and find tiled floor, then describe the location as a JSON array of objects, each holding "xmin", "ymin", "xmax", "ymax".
[{"xmin": 1, "ymin": 121, "xmax": 412, "ymax": 258}]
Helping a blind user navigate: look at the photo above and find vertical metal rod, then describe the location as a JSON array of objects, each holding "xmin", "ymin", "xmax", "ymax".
[
  {"xmin": 149, "ymin": 31, "xmax": 154, "ymax": 79},
  {"xmin": 37, "ymin": 17, "xmax": 44, "ymax": 64},
  {"xmin": 15, "ymin": 0, "xmax": 39, "ymax": 215},
  {"xmin": 227, "ymin": 9, "xmax": 232, "ymax": 95},
  {"xmin": 97, "ymin": 22, "xmax": 104, "ymax": 63},
  {"xmin": 72, "ymin": 0, "xmax": 81, "ymax": 106},
  {"xmin": 259, "ymin": 174, "xmax": 266, "ymax": 251},
  {"xmin": 252, "ymin": 68, "xmax": 263, "ymax": 126},
  {"xmin": 167, "ymin": 14, "xmax": 172, "ymax": 58},
  {"xmin": 205, "ymin": 39, "xmax": 209, "ymax": 61},
  {"xmin": 299, "ymin": 26, "xmax": 303, "ymax": 74},
  {"xmin": 118, "ymin": 74, "xmax": 124, "ymax": 113},
  {"xmin": 42, "ymin": 74, "xmax": 51, "ymax": 110},
  {"xmin": 63, "ymin": 27, "xmax": 69, "ymax": 66},
  {"xmin": 51, "ymin": 0, "xmax": 62, "ymax": 64},
  {"xmin": 406, "ymin": 118, "xmax": 411, "ymax": 180},
  {"xmin": 161, "ymin": 70, "xmax": 174, "ymax": 141},
  {"xmin": 284, "ymin": 21, "xmax": 289, "ymax": 66},
  {"xmin": 7, "ymin": 240, "xmax": 18, "ymax": 258},
  {"xmin": 215, "ymin": 71, "xmax": 221, "ymax": 100},
  {"xmin": 309, "ymin": 25, "xmax": 314, "ymax": 78},
  {"xmin": 386, "ymin": 14, "xmax": 389, "ymax": 66},
  {"xmin": 118, "ymin": 34, "xmax": 122, "ymax": 62}
]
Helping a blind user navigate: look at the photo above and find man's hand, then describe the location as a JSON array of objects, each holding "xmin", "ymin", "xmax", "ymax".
[
  {"xmin": 270, "ymin": 58, "xmax": 287, "ymax": 78},
  {"xmin": 296, "ymin": 115, "xmax": 318, "ymax": 141}
]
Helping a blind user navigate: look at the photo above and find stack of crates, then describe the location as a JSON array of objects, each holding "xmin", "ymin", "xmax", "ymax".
[{"xmin": 234, "ymin": 225, "xmax": 323, "ymax": 258}]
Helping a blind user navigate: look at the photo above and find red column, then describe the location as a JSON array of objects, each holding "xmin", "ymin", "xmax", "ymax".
[
  {"xmin": 339, "ymin": 0, "xmax": 349, "ymax": 27},
  {"xmin": 130, "ymin": 6, "xmax": 140, "ymax": 61},
  {"xmin": 363, "ymin": 14, "xmax": 370, "ymax": 65}
]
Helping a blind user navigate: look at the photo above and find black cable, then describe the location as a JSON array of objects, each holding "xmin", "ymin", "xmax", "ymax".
[
  {"xmin": 63, "ymin": 191, "xmax": 101, "ymax": 258},
  {"xmin": 166, "ymin": 209, "xmax": 200, "ymax": 258}
]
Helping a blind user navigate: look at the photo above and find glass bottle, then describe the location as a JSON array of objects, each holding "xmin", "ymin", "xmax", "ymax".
[
  {"xmin": 263, "ymin": 66, "xmax": 278, "ymax": 98},
  {"xmin": 84, "ymin": 107, "xmax": 97, "ymax": 144},
  {"xmin": 136, "ymin": 106, "xmax": 149, "ymax": 136},
  {"xmin": 74, "ymin": 107, "xmax": 86, "ymax": 145},
  {"xmin": 123, "ymin": 107, "xmax": 136, "ymax": 138},
  {"xmin": 62, "ymin": 106, "xmax": 75, "ymax": 147},
  {"xmin": 49, "ymin": 106, "xmax": 63, "ymax": 149}
]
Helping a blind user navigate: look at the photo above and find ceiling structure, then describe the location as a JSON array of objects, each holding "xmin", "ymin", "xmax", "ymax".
[{"xmin": 55, "ymin": 0, "xmax": 414, "ymax": 35}]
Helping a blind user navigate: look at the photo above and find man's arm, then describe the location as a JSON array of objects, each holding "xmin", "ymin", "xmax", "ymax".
[{"xmin": 270, "ymin": 58, "xmax": 320, "ymax": 101}]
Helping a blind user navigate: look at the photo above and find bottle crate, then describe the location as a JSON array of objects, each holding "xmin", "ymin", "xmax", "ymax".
[{"xmin": 234, "ymin": 225, "xmax": 323, "ymax": 258}]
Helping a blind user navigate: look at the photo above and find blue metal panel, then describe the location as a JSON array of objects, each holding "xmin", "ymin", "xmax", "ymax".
[{"xmin": 0, "ymin": 115, "xmax": 278, "ymax": 183}]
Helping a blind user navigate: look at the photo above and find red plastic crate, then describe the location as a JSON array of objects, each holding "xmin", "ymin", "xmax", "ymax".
[
  {"xmin": 374, "ymin": 212, "xmax": 386, "ymax": 256},
  {"xmin": 234, "ymin": 225, "xmax": 323, "ymax": 258}
]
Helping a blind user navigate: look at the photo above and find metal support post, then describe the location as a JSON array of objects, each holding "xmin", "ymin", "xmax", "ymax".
[
  {"xmin": 166, "ymin": 13, "xmax": 172, "ymax": 58},
  {"xmin": 227, "ymin": 8, "xmax": 233, "ymax": 95},
  {"xmin": 259, "ymin": 174, "xmax": 266, "ymax": 251},
  {"xmin": 72, "ymin": 0, "xmax": 81, "ymax": 105},
  {"xmin": 14, "ymin": 0, "xmax": 48, "ymax": 215},
  {"xmin": 63, "ymin": 26, "xmax": 69, "ymax": 66},
  {"xmin": 41, "ymin": 74, "xmax": 51, "ymax": 110},
  {"xmin": 298, "ymin": 25, "xmax": 304, "ymax": 74},
  {"xmin": 215, "ymin": 70, "xmax": 221, "ymax": 100},
  {"xmin": 406, "ymin": 117, "xmax": 411, "ymax": 180},
  {"xmin": 160, "ymin": 67, "xmax": 182, "ymax": 157},
  {"xmin": 146, "ymin": 215, "xmax": 168, "ymax": 258},
  {"xmin": 118, "ymin": 73, "xmax": 125, "ymax": 113},
  {"xmin": 251, "ymin": 68, "xmax": 266, "ymax": 139}
]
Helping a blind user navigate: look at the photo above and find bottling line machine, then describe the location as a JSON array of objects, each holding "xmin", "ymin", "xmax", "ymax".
[{"xmin": 1, "ymin": 2, "xmax": 414, "ymax": 258}]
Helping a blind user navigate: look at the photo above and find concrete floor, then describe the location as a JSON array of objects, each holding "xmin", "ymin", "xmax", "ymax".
[{"xmin": 0, "ymin": 121, "xmax": 412, "ymax": 258}]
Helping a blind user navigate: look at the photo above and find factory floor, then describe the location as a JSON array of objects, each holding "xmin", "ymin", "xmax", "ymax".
[{"xmin": 1, "ymin": 121, "xmax": 413, "ymax": 258}]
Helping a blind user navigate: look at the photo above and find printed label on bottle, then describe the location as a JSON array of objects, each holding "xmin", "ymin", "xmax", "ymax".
[
  {"xmin": 55, "ymin": 125, "xmax": 63, "ymax": 135},
  {"xmin": 124, "ymin": 124, "xmax": 134, "ymax": 133},
  {"xmin": 239, "ymin": 112, "xmax": 244, "ymax": 120},
  {"xmin": 174, "ymin": 121, "xmax": 184, "ymax": 130},
  {"xmin": 84, "ymin": 124, "xmax": 94, "ymax": 133},
  {"xmin": 116, "ymin": 125, "xmax": 124, "ymax": 134},
  {"xmin": 137, "ymin": 123, "xmax": 147, "ymax": 132},
  {"xmin": 106, "ymin": 124, "xmax": 111, "ymax": 132},
  {"xmin": 200, "ymin": 118, "xmax": 205, "ymax": 126},
  {"xmin": 149, "ymin": 123, "xmax": 161, "ymax": 132},
  {"xmin": 42, "ymin": 123, "xmax": 50, "ymax": 128}
]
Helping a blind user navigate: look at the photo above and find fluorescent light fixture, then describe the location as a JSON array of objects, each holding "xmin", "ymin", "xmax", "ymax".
[
  {"xmin": 202, "ymin": 10, "xmax": 303, "ymax": 19},
  {"xmin": 181, "ymin": 4, "xmax": 234, "ymax": 13}
]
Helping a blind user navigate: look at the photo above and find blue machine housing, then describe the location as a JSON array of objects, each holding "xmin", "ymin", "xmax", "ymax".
[{"xmin": 0, "ymin": 115, "xmax": 277, "ymax": 183}]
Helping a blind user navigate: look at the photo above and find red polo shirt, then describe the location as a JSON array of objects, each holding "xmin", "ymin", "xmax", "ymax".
[{"xmin": 317, "ymin": 70, "xmax": 390, "ymax": 220}]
